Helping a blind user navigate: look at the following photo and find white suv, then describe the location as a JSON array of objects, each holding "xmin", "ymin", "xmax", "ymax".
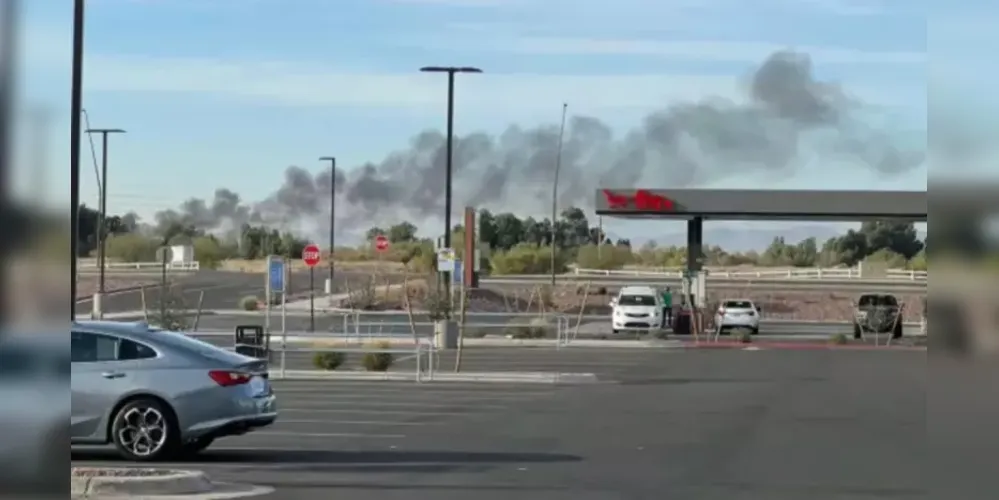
[
  {"xmin": 714, "ymin": 299, "xmax": 761, "ymax": 335},
  {"xmin": 611, "ymin": 286, "xmax": 664, "ymax": 334}
]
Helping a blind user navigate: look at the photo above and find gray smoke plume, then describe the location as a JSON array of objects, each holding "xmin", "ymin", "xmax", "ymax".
[{"xmin": 151, "ymin": 50, "xmax": 924, "ymax": 240}]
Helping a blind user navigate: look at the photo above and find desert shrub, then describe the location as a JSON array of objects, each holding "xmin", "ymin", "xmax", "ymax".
[
  {"xmin": 489, "ymin": 244, "xmax": 568, "ymax": 275},
  {"xmin": 733, "ymin": 328, "xmax": 753, "ymax": 343},
  {"xmin": 574, "ymin": 243, "xmax": 633, "ymax": 270},
  {"xmin": 104, "ymin": 234, "xmax": 158, "ymax": 262},
  {"xmin": 146, "ymin": 286, "xmax": 191, "ymax": 331},
  {"xmin": 829, "ymin": 333, "xmax": 849, "ymax": 345},
  {"xmin": 504, "ymin": 317, "xmax": 552, "ymax": 339},
  {"xmin": 361, "ymin": 341, "xmax": 394, "ymax": 371},
  {"xmin": 596, "ymin": 286, "xmax": 608, "ymax": 295},
  {"xmin": 312, "ymin": 351, "xmax": 345, "ymax": 370},
  {"xmin": 239, "ymin": 295, "xmax": 260, "ymax": 311}
]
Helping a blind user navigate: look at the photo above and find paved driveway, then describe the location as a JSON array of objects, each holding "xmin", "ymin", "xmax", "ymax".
[{"xmin": 72, "ymin": 350, "xmax": 925, "ymax": 500}]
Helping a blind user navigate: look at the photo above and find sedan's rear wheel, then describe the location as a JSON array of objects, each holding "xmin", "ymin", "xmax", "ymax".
[{"xmin": 111, "ymin": 398, "xmax": 179, "ymax": 461}]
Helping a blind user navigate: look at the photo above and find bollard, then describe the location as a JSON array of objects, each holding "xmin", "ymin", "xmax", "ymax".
[{"xmin": 91, "ymin": 292, "xmax": 103, "ymax": 320}]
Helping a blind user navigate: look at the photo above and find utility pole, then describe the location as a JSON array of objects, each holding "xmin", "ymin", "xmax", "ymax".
[
  {"xmin": 550, "ymin": 102, "xmax": 568, "ymax": 287},
  {"xmin": 319, "ymin": 156, "xmax": 336, "ymax": 294},
  {"xmin": 70, "ymin": 0, "xmax": 85, "ymax": 319},
  {"xmin": 86, "ymin": 127, "xmax": 126, "ymax": 319}
]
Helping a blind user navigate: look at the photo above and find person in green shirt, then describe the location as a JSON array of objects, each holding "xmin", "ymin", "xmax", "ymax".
[{"xmin": 661, "ymin": 287, "xmax": 673, "ymax": 328}]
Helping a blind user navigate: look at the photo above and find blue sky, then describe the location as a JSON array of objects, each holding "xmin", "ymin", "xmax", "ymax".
[{"xmin": 14, "ymin": 0, "xmax": 972, "ymax": 240}]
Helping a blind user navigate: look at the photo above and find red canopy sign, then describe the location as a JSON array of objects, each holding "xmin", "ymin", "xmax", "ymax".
[{"xmin": 602, "ymin": 189, "xmax": 676, "ymax": 211}]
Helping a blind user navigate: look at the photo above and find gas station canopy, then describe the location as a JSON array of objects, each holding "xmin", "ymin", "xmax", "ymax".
[{"xmin": 595, "ymin": 189, "xmax": 927, "ymax": 222}]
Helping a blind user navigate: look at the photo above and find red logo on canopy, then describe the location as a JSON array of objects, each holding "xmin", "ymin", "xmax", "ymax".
[{"xmin": 602, "ymin": 190, "xmax": 675, "ymax": 211}]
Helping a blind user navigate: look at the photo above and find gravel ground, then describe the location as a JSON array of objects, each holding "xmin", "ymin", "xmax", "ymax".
[
  {"xmin": 364, "ymin": 282, "xmax": 925, "ymax": 322},
  {"xmin": 76, "ymin": 276, "xmax": 160, "ymax": 299}
]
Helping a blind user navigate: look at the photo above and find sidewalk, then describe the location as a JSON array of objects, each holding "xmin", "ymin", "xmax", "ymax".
[{"xmin": 272, "ymin": 369, "xmax": 600, "ymax": 384}]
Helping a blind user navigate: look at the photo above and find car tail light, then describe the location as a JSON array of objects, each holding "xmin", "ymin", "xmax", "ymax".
[
  {"xmin": 209, "ymin": 370, "xmax": 252, "ymax": 387},
  {"xmin": 718, "ymin": 308, "xmax": 726, "ymax": 315}
]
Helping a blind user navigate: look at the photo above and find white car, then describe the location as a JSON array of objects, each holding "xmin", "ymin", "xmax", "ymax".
[
  {"xmin": 714, "ymin": 299, "xmax": 761, "ymax": 335},
  {"xmin": 611, "ymin": 286, "xmax": 665, "ymax": 334}
]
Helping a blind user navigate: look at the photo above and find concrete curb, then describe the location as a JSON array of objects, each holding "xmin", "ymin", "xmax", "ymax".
[
  {"xmin": 682, "ymin": 341, "xmax": 927, "ymax": 351},
  {"xmin": 272, "ymin": 369, "xmax": 600, "ymax": 384},
  {"xmin": 71, "ymin": 468, "xmax": 212, "ymax": 497}
]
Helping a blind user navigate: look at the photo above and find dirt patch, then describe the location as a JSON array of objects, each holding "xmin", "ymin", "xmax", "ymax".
[
  {"xmin": 351, "ymin": 282, "xmax": 925, "ymax": 321},
  {"xmin": 76, "ymin": 277, "xmax": 159, "ymax": 299},
  {"xmin": 219, "ymin": 259, "xmax": 405, "ymax": 273}
]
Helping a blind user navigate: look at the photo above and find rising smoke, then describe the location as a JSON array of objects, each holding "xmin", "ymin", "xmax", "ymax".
[{"xmin": 151, "ymin": 50, "xmax": 924, "ymax": 240}]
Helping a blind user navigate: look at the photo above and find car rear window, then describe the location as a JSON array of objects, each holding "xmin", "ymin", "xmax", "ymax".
[
  {"xmin": 151, "ymin": 330, "xmax": 251, "ymax": 365},
  {"xmin": 618, "ymin": 295, "xmax": 657, "ymax": 306},
  {"xmin": 723, "ymin": 300, "xmax": 753, "ymax": 309},
  {"xmin": 859, "ymin": 295, "xmax": 898, "ymax": 307}
]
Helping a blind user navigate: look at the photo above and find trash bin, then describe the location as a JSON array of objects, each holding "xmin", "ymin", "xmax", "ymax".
[
  {"xmin": 234, "ymin": 325, "xmax": 268, "ymax": 359},
  {"xmin": 674, "ymin": 310, "xmax": 692, "ymax": 335}
]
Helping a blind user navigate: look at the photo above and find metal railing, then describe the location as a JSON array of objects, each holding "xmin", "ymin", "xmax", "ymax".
[
  {"xmin": 572, "ymin": 266, "xmax": 927, "ymax": 281},
  {"xmin": 271, "ymin": 341, "xmax": 437, "ymax": 382},
  {"xmin": 77, "ymin": 261, "xmax": 201, "ymax": 272},
  {"xmin": 332, "ymin": 310, "xmax": 576, "ymax": 348}
]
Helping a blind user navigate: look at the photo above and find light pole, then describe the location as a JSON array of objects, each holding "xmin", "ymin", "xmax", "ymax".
[
  {"xmin": 550, "ymin": 102, "xmax": 568, "ymax": 287},
  {"xmin": 319, "ymin": 156, "xmax": 336, "ymax": 293},
  {"xmin": 419, "ymin": 66, "xmax": 482, "ymax": 301},
  {"xmin": 70, "ymin": 0, "xmax": 85, "ymax": 319},
  {"xmin": 86, "ymin": 127, "xmax": 125, "ymax": 319}
]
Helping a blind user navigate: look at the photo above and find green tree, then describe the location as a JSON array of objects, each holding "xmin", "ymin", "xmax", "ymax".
[
  {"xmin": 387, "ymin": 222, "xmax": 418, "ymax": 243},
  {"xmin": 104, "ymin": 234, "xmax": 158, "ymax": 262}
]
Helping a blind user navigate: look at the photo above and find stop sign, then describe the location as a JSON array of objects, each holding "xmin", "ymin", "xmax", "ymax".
[
  {"xmin": 301, "ymin": 243, "xmax": 321, "ymax": 267},
  {"xmin": 374, "ymin": 235, "xmax": 389, "ymax": 252}
]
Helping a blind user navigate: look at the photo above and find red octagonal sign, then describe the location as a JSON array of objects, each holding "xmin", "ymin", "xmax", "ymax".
[
  {"xmin": 374, "ymin": 235, "xmax": 389, "ymax": 252},
  {"xmin": 301, "ymin": 243, "xmax": 321, "ymax": 267}
]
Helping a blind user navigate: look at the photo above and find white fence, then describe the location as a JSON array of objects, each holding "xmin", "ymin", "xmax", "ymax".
[
  {"xmin": 78, "ymin": 261, "xmax": 201, "ymax": 272},
  {"xmin": 573, "ymin": 266, "xmax": 927, "ymax": 281}
]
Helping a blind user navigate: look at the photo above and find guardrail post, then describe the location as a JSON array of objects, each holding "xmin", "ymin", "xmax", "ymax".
[{"xmin": 416, "ymin": 345, "xmax": 422, "ymax": 383}]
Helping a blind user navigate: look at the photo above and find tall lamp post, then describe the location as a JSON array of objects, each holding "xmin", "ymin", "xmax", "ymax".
[
  {"xmin": 550, "ymin": 102, "xmax": 568, "ymax": 287},
  {"xmin": 70, "ymin": 0, "xmax": 86, "ymax": 319},
  {"xmin": 418, "ymin": 66, "xmax": 482, "ymax": 300},
  {"xmin": 86, "ymin": 127, "xmax": 126, "ymax": 319},
  {"xmin": 319, "ymin": 156, "xmax": 336, "ymax": 293}
]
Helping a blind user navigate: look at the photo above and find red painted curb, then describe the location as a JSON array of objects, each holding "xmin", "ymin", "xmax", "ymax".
[{"xmin": 683, "ymin": 341, "xmax": 925, "ymax": 351}]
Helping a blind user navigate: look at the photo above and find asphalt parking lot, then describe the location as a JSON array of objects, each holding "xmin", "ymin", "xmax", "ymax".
[{"xmin": 72, "ymin": 349, "xmax": 925, "ymax": 500}]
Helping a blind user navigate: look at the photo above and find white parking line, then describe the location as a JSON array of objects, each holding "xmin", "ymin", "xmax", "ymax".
[
  {"xmin": 276, "ymin": 419, "xmax": 435, "ymax": 426},
  {"xmin": 284, "ymin": 399, "xmax": 510, "ymax": 409},
  {"xmin": 273, "ymin": 384, "xmax": 556, "ymax": 397},
  {"xmin": 251, "ymin": 431, "xmax": 405, "ymax": 439},
  {"xmin": 276, "ymin": 390, "xmax": 548, "ymax": 401},
  {"xmin": 281, "ymin": 408, "xmax": 469, "ymax": 416}
]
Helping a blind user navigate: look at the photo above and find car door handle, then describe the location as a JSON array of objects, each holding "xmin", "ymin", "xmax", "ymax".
[{"xmin": 101, "ymin": 371, "xmax": 125, "ymax": 379}]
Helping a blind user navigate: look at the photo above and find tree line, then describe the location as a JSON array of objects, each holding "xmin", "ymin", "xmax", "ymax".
[{"xmin": 82, "ymin": 204, "xmax": 928, "ymax": 273}]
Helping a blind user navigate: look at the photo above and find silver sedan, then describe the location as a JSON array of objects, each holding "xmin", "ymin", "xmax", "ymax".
[{"xmin": 71, "ymin": 321, "xmax": 277, "ymax": 461}]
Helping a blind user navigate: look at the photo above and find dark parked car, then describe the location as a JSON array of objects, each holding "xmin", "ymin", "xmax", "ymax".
[{"xmin": 853, "ymin": 293, "xmax": 903, "ymax": 339}]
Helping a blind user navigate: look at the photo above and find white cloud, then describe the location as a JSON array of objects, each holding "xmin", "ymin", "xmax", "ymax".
[
  {"xmin": 24, "ymin": 51, "xmax": 911, "ymax": 114},
  {"xmin": 784, "ymin": 0, "xmax": 887, "ymax": 16},
  {"xmin": 478, "ymin": 38, "xmax": 924, "ymax": 64}
]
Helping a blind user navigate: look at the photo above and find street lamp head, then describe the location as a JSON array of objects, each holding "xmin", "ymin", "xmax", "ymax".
[
  {"xmin": 420, "ymin": 66, "xmax": 483, "ymax": 74},
  {"xmin": 86, "ymin": 128, "xmax": 126, "ymax": 134},
  {"xmin": 318, "ymin": 156, "xmax": 336, "ymax": 161}
]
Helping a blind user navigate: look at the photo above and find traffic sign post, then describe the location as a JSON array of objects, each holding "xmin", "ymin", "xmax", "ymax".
[
  {"xmin": 302, "ymin": 243, "xmax": 322, "ymax": 332},
  {"xmin": 264, "ymin": 254, "xmax": 287, "ymax": 376}
]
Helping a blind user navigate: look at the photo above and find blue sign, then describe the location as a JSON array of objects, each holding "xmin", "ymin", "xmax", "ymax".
[
  {"xmin": 268, "ymin": 256, "xmax": 285, "ymax": 293},
  {"xmin": 452, "ymin": 260, "xmax": 462, "ymax": 284}
]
